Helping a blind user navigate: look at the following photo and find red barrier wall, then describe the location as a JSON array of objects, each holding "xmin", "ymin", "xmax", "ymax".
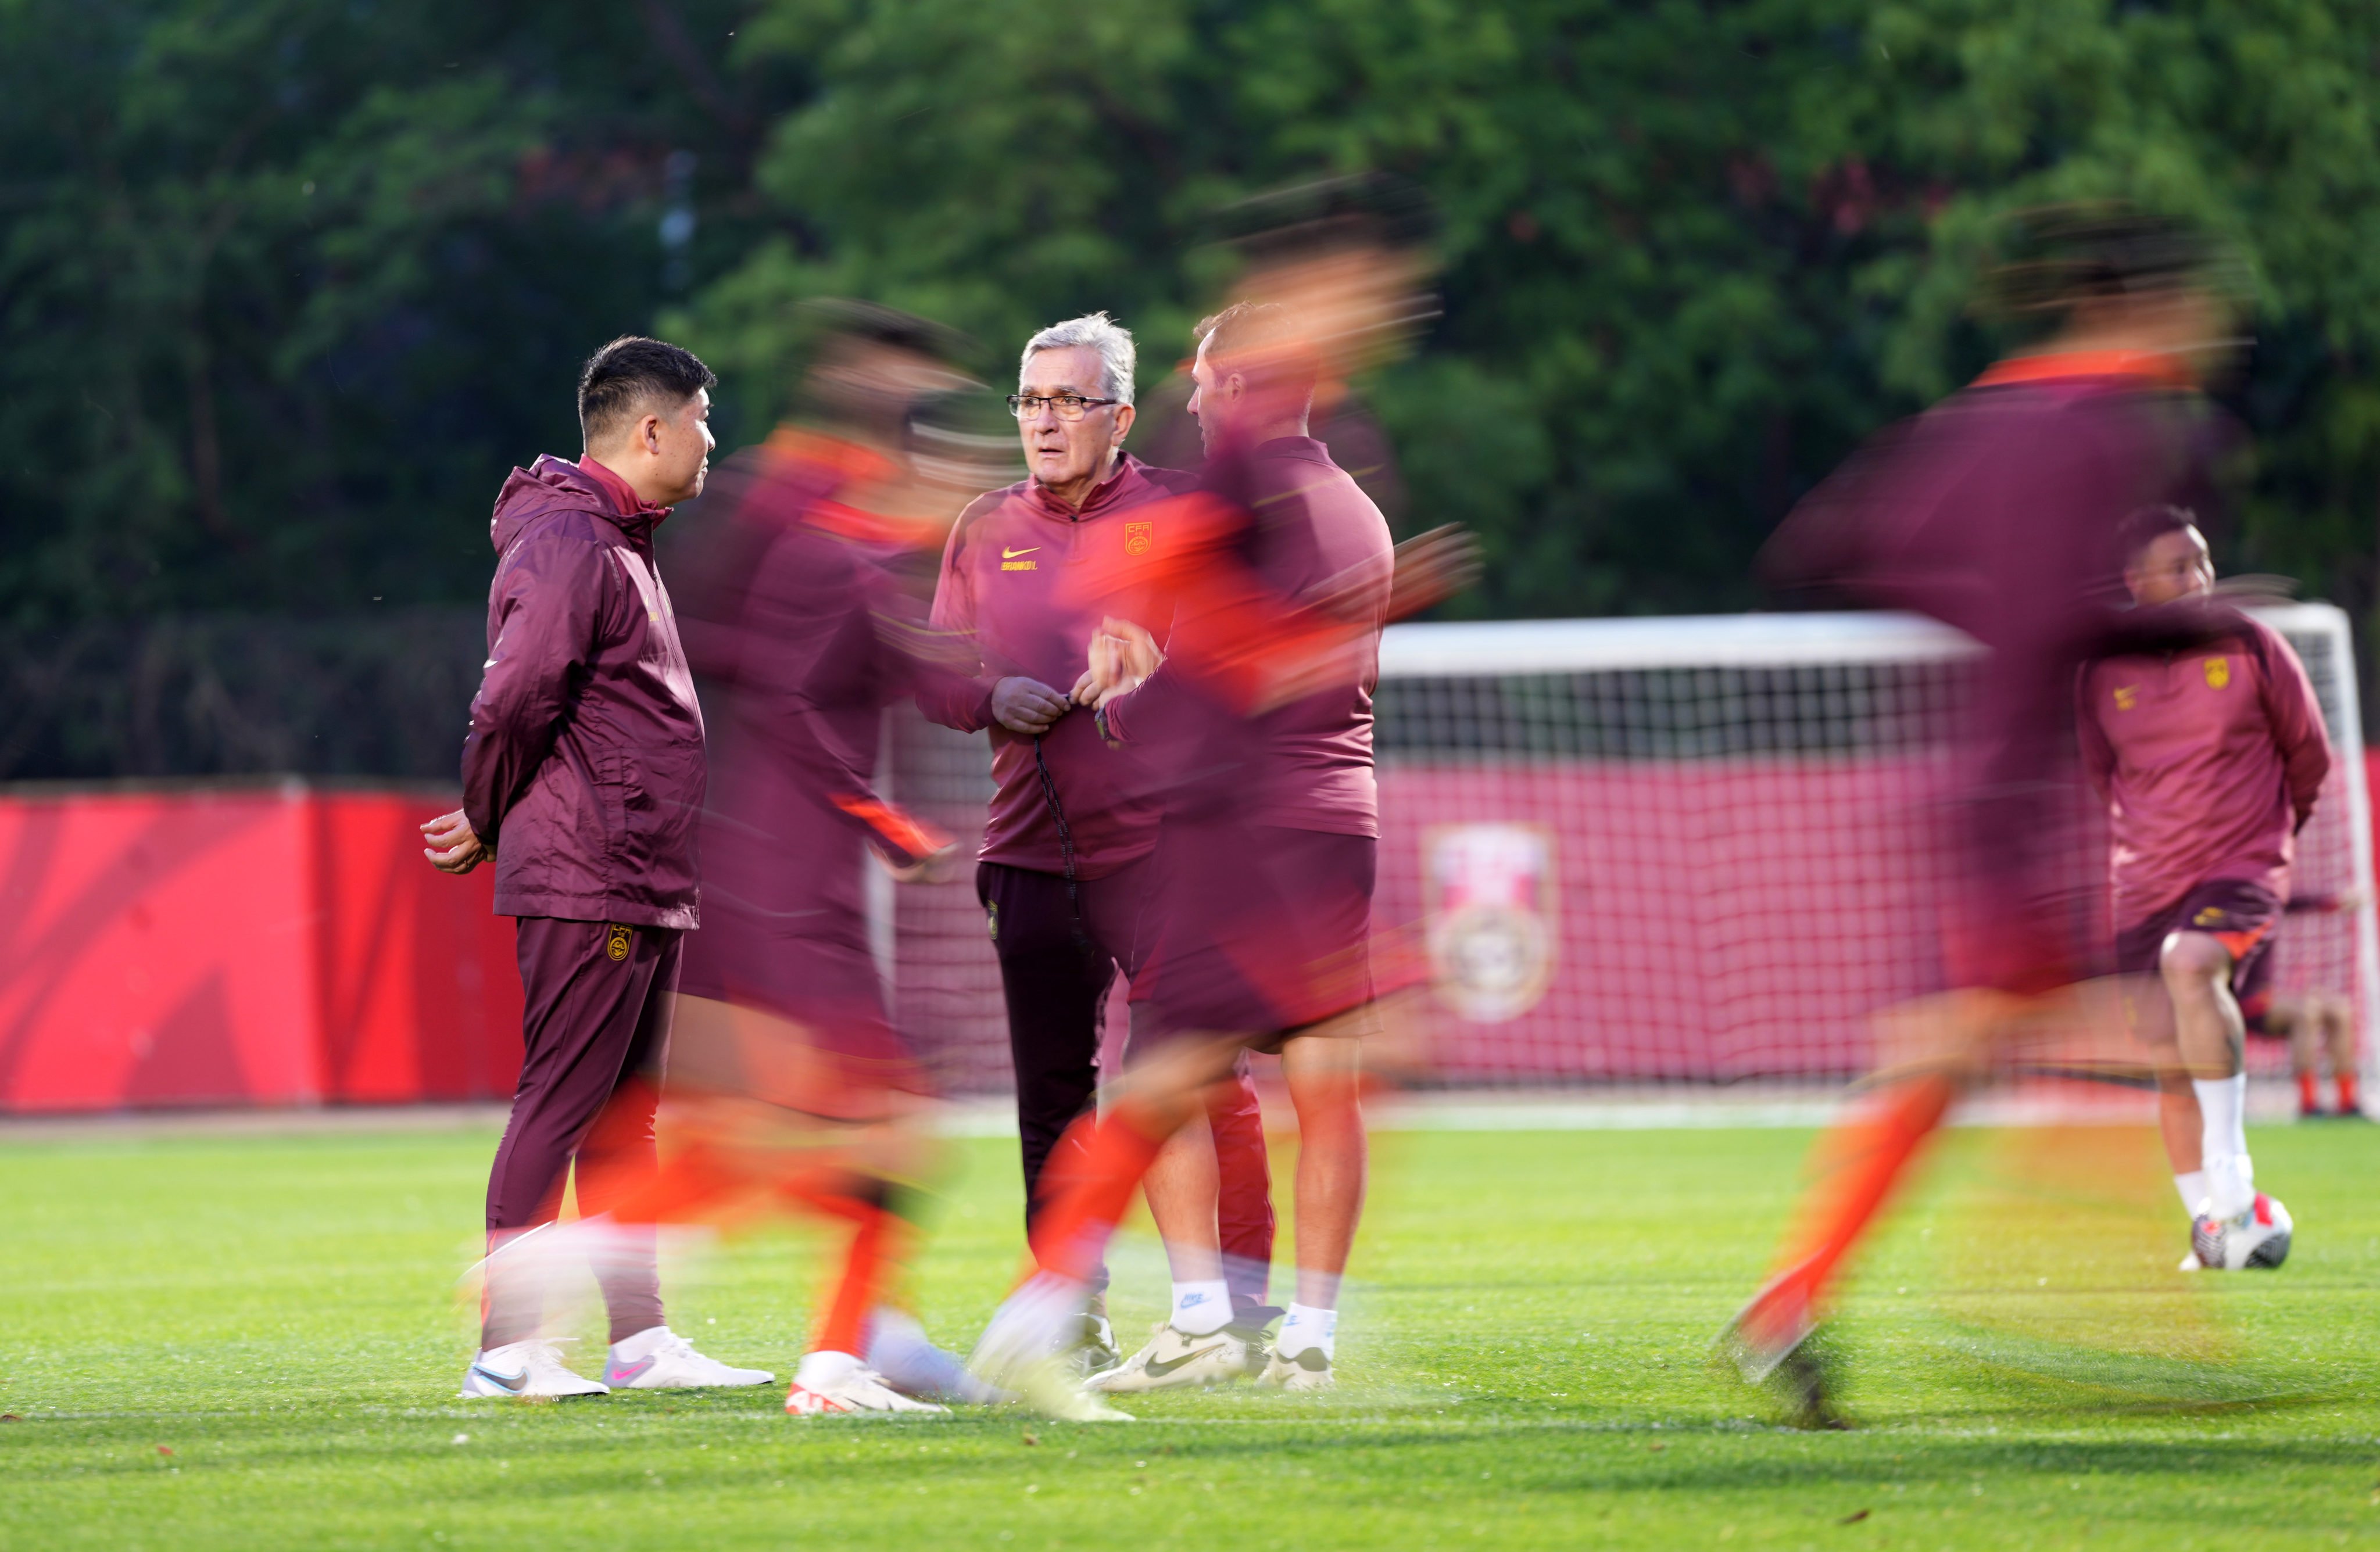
[{"xmin": 0, "ymin": 786, "xmax": 521, "ymax": 1113}]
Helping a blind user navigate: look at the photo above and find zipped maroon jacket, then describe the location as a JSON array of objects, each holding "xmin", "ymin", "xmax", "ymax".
[
  {"xmin": 920, "ymin": 454, "xmax": 1200, "ymax": 878},
  {"xmin": 461, "ymin": 455, "xmax": 706, "ymax": 929}
]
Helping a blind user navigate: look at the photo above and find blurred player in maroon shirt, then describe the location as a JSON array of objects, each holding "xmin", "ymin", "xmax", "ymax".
[
  {"xmin": 921, "ymin": 313, "xmax": 1280, "ymax": 1373},
  {"xmin": 1730, "ymin": 209, "xmax": 2253, "ymax": 1424},
  {"xmin": 424, "ymin": 336, "xmax": 771, "ymax": 1400},
  {"xmin": 590, "ymin": 303, "xmax": 1004, "ymax": 1414},
  {"xmin": 965, "ymin": 299, "xmax": 1476, "ymax": 1417},
  {"xmin": 2079, "ymin": 505, "xmax": 2329, "ymax": 1270}
]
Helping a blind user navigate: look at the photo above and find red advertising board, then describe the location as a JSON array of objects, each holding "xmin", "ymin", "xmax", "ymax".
[{"xmin": 0, "ymin": 786, "xmax": 521, "ymax": 1113}]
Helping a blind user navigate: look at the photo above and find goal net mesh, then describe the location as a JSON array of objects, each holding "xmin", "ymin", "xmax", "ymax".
[{"xmin": 885, "ymin": 607, "xmax": 2377, "ymax": 1096}]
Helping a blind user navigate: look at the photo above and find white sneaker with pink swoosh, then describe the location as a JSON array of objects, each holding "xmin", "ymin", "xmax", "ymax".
[{"xmin": 603, "ymin": 1326, "xmax": 774, "ymax": 1389}]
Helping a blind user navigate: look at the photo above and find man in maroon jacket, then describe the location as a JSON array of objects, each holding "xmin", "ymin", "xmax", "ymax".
[
  {"xmin": 921, "ymin": 313, "xmax": 1279, "ymax": 1371},
  {"xmin": 421, "ymin": 335, "xmax": 771, "ymax": 1400},
  {"xmin": 2080, "ymin": 505, "xmax": 2329, "ymax": 1270}
]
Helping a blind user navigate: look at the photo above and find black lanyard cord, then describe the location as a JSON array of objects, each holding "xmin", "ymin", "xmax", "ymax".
[{"xmin": 1032, "ymin": 733, "xmax": 1093, "ymax": 955}]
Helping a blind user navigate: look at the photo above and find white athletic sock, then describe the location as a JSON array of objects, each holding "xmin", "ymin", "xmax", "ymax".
[
  {"xmin": 1170, "ymin": 1279, "xmax": 1232, "ymax": 1336},
  {"xmin": 1277, "ymin": 1303, "xmax": 1337, "ymax": 1360},
  {"xmin": 2193, "ymin": 1073, "xmax": 2253, "ymax": 1214},
  {"xmin": 2173, "ymin": 1170, "xmax": 2209, "ymax": 1216}
]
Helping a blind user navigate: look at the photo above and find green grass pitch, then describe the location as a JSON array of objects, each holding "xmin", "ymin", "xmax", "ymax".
[{"xmin": 1, "ymin": 1117, "xmax": 2376, "ymax": 1549}]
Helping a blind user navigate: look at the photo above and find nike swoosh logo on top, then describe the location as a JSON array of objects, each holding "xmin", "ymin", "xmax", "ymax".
[
  {"xmin": 472, "ymin": 1364, "xmax": 529, "ymax": 1393},
  {"xmin": 609, "ymin": 1356, "xmax": 657, "ymax": 1385},
  {"xmin": 1144, "ymin": 1343, "xmax": 1227, "ymax": 1378},
  {"xmin": 1002, "ymin": 546, "xmax": 1040, "ymax": 559}
]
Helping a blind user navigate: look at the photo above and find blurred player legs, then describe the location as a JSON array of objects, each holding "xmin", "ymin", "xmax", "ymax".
[{"xmin": 1724, "ymin": 209, "xmax": 2252, "ymax": 1425}]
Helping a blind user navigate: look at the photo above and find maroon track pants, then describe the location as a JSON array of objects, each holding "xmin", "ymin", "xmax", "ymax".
[
  {"xmin": 978, "ymin": 859, "xmax": 1277, "ymax": 1309},
  {"xmin": 481, "ymin": 916, "xmax": 679, "ymax": 1347}
]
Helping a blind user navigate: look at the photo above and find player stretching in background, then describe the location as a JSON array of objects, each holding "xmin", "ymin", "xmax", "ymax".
[
  {"xmin": 1730, "ymin": 209, "xmax": 2252, "ymax": 1425},
  {"xmin": 424, "ymin": 336, "xmax": 771, "ymax": 1400},
  {"xmin": 2079, "ymin": 506, "xmax": 2329, "ymax": 1270}
]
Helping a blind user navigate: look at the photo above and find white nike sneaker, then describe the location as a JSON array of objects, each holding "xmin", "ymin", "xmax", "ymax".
[
  {"xmin": 459, "ymin": 1339, "xmax": 610, "ymax": 1399},
  {"xmin": 603, "ymin": 1327, "xmax": 775, "ymax": 1389},
  {"xmin": 784, "ymin": 1350, "xmax": 949, "ymax": 1415},
  {"xmin": 2177, "ymin": 1249, "xmax": 2204, "ymax": 1272},
  {"xmin": 1258, "ymin": 1345, "xmax": 1335, "ymax": 1393},
  {"xmin": 867, "ymin": 1310, "xmax": 1014, "ymax": 1405},
  {"xmin": 1084, "ymin": 1323, "xmax": 1251, "ymax": 1394}
]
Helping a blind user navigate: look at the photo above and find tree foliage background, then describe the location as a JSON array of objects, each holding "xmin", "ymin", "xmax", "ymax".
[{"xmin": 4, "ymin": 0, "xmax": 2377, "ymax": 775}]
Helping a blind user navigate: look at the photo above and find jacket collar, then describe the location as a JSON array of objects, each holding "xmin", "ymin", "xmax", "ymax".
[{"xmin": 1027, "ymin": 454, "xmax": 1143, "ymax": 520}]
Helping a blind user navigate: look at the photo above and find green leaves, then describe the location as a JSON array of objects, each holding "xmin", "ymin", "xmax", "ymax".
[{"xmin": 6, "ymin": 0, "xmax": 2378, "ymax": 655}]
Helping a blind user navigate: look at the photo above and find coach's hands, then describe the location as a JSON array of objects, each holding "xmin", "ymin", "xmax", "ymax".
[
  {"xmin": 421, "ymin": 809, "xmax": 489, "ymax": 874},
  {"xmin": 992, "ymin": 675, "xmax": 1071, "ymax": 735}
]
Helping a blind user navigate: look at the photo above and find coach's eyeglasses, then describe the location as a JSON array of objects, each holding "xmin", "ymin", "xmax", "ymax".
[{"xmin": 1006, "ymin": 393, "xmax": 1122, "ymax": 421}]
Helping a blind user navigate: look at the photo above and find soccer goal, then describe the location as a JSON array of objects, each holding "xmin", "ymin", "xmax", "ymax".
[
  {"xmin": 882, "ymin": 607, "xmax": 2377, "ymax": 1101},
  {"xmin": 1373, "ymin": 604, "xmax": 2379, "ymax": 1094}
]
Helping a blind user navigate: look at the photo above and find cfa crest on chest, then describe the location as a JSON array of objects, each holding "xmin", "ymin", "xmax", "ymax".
[
  {"xmin": 2112, "ymin": 684, "xmax": 2139, "ymax": 712},
  {"xmin": 1124, "ymin": 521, "xmax": 1154, "ymax": 557},
  {"xmin": 2203, "ymin": 656, "xmax": 2231, "ymax": 689}
]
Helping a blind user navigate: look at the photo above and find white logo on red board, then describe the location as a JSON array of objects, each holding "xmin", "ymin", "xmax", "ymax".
[{"xmin": 1425, "ymin": 823, "xmax": 1556, "ymax": 1023}]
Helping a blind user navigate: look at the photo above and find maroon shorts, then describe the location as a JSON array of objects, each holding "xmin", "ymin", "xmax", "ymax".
[
  {"xmin": 2114, "ymin": 878, "xmax": 2282, "ymax": 1033},
  {"xmin": 676, "ymin": 919, "xmax": 922, "ymax": 1105},
  {"xmin": 1131, "ymin": 824, "xmax": 1377, "ymax": 1050}
]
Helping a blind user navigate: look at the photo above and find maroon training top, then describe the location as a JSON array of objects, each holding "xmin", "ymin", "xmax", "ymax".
[
  {"xmin": 461, "ymin": 455, "xmax": 706, "ymax": 929},
  {"xmin": 922, "ymin": 454, "xmax": 1200, "ymax": 877},
  {"xmin": 1759, "ymin": 352, "xmax": 2236, "ymax": 990},
  {"xmin": 2079, "ymin": 615, "xmax": 2331, "ymax": 927},
  {"xmin": 1240, "ymin": 436, "xmax": 1394, "ymax": 835},
  {"xmin": 672, "ymin": 432, "xmax": 969, "ymax": 1026}
]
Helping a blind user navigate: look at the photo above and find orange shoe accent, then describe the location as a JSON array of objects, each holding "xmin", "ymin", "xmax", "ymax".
[
  {"xmin": 2299, "ymin": 1070, "xmax": 2322, "ymax": 1114},
  {"xmin": 2339, "ymin": 1070, "xmax": 2361, "ymax": 1114}
]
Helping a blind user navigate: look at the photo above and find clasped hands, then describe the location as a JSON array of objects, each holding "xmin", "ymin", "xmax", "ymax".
[{"xmin": 989, "ymin": 618, "xmax": 1161, "ymax": 737}]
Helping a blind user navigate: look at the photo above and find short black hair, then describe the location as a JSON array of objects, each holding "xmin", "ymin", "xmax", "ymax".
[
  {"xmin": 2116, "ymin": 504, "xmax": 2200, "ymax": 567},
  {"xmin": 578, "ymin": 336, "xmax": 717, "ymax": 445}
]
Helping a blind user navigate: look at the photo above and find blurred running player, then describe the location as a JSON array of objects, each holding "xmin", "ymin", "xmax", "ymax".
[
  {"xmin": 424, "ymin": 336, "xmax": 771, "ymax": 1400},
  {"xmin": 2080, "ymin": 506, "xmax": 2329, "ymax": 1271},
  {"xmin": 921, "ymin": 313, "xmax": 1282, "ymax": 1373},
  {"xmin": 585, "ymin": 302, "xmax": 998, "ymax": 1415},
  {"xmin": 966, "ymin": 300, "xmax": 1477, "ymax": 1417},
  {"xmin": 1137, "ymin": 174, "xmax": 1440, "ymax": 526},
  {"xmin": 1731, "ymin": 207, "xmax": 2252, "ymax": 1424}
]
